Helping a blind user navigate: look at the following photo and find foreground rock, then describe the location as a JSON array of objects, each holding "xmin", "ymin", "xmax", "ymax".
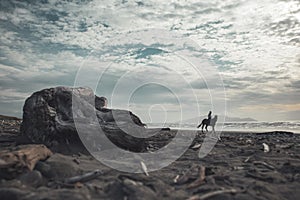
[
  {"xmin": 0, "ymin": 144, "xmax": 52, "ymax": 179},
  {"xmin": 20, "ymin": 87, "xmax": 147, "ymax": 153}
]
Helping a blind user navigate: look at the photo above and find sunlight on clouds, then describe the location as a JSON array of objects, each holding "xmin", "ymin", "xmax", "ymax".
[
  {"xmin": 0, "ymin": 88, "xmax": 30, "ymax": 102},
  {"xmin": 240, "ymin": 103, "xmax": 300, "ymax": 112},
  {"xmin": 0, "ymin": 0, "xmax": 299, "ymax": 120},
  {"xmin": 276, "ymin": 103, "xmax": 300, "ymax": 112}
]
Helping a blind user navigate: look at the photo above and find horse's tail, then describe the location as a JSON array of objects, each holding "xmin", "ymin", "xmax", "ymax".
[
  {"xmin": 197, "ymin": 119, "xmax": 206, "ymax": 128},
  {"xmin": 197, "ymin": 122, "xmax": 203, "ymax": 128}
]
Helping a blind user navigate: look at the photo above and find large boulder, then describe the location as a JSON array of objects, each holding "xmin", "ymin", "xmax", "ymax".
[{"xmin": 20, "ymin": 87, "xmax": 147, "ymax": 154}]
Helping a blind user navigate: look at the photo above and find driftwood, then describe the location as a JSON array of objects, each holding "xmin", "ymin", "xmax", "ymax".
[
  {"xmin": 187, "ymin": 166, "xmax": 206, "ymax": 189},
  {"xmin": 253, "ymin": 161, "xmax": 275, "ymax": 170},
  {"xmin": 0, "ymin": 144, "xmax": 52, "ymax": 179},
  {"xmin": 244, "ymin": 156, "xmax": 251, "ymax": 163},
  {"xmin": 191, "ymin": 143, "xmax": 202, "ymax": 150},
  {"xmin": 275, "ymin": 143, "xmax": 294, "ymax": 149},
  {"xmin": 187, "ymin": 188, "xmax": 240, "ymax": 200},
  {"xmin": 64, "ymin": 169, "xmax": 103, "ymax": 184}
]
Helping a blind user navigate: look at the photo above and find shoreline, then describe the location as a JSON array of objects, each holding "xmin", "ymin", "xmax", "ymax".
[
  {"xmin": 147, "ymin": 120, "xmax": 300, "ymax": 134},
  {"xmin": 147, "ymin": 126, "xmax": 300, "ymax": 135},
  {"xmin": 2, "ymin": 114, "xmax": 300, "ymax": 134}
]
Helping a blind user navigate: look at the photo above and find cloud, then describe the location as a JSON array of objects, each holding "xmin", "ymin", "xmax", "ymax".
[
  {"xmin": 285, "ymin": 80, "xmax": 300, "ymax": 91},
  {"xmin": 0, "ymin": 0, "xmax": 299, "ymax": 121},
  {"xmin": 0, "ymin": 88, "xmax": 30, "ymax": 102}
]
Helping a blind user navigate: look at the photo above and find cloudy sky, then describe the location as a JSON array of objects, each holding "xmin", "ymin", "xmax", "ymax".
[{"xmin": 0, "ymin": 0, "xmax": 299, "ymax": 122}]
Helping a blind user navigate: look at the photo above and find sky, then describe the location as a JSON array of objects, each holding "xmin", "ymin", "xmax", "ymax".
[{"xmin": 0, "ymin": 0, "xmax": 299, "ymax": 122}]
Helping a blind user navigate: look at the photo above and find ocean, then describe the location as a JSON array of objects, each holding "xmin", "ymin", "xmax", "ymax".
[{"xmin": 147, "ymin": 121, "xmax": 300, "ymax": 134}]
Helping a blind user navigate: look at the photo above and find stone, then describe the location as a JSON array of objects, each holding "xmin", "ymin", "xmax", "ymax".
[
  {"xmin": 25, "ymin": 188, "xmax": 91, "ymax": 200},
  {"xmin": 19, "ymin": 170, "xmax": 43, "ymax": 187},
  {"xmin": 20, "ymin": 87, "xmax": 147, "ymax": 154},
  {"xmin": 0, "ymin": 188, "xmax": 26, "ymax": 200},
  {"xmin": 38, "ymin": 154, "xmax": 81, "ymax": 180}
]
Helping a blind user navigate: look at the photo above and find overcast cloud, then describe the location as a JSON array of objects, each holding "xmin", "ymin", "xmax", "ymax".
[{"xmin": 0, "ymin": 0, "xmax": 299, "ymax": 122}]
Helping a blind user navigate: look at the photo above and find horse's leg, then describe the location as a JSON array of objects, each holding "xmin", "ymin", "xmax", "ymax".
[{"xmin": 205, "ymin": 124, "xmax": 208, "ymax": 132}]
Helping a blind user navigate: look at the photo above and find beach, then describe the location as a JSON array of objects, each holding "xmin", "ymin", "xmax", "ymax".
[
  {"xmin": 0, "ymin": 117, "xmax": 299, "ymax": 200},
  {"xmin": 1, "ymin": 0, "xmax": 299, "ymax": 199}
]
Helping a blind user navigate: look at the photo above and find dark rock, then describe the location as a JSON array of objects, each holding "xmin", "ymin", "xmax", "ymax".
[
  {"xmin": 20, "ymin": 87, "xmax": 147, "ymax": 153},
  {"xmin": 105, "ymin": 175, "xmax": 187, "ymax": 200},
  {"xmin": 95, "ymin": 96, "xmax": 107, "ymax": 110},
  {"xmin": 0, "ymin": 188, "xmax": 26, "ymax": 200},
  {"xmin": 256, "ymin": 131, "xmax": 294, "ymax": 136},
  {"xmin": 19, "ymin": 170, "xmax": 43, "ymax": 187},
  {"xmin": 36, "ymin": 154, "xmax": 81, "ymax": 180},
  {"xmin": 34, "ymin": 161, "xmax": 52, "ymax": 179},
  {"xmin": 22, "ymin": 188, "xmax": 91, "ymax": 200},
  {"xmin": 105, "ymin": 178, "xmax": 157, "ymax": 200}
]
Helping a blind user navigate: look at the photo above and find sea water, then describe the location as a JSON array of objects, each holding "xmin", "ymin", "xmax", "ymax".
[{"xmin": 147, "ymin": 121, "xmax": 300, "ymax": 134}]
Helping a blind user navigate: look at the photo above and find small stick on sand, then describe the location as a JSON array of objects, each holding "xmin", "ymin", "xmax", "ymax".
[
  {"xmin": 140, "ymin": 161, "xmax": 149, "ymax": 176},
  {"xmin": 253, "ymin": 161, "xmax": 275, "ymax": 170},
  {"xmin": 187, "ymin": 188, "xmax": 239, "ymax": 200},
  {"xmin": 244, "ymin": 156, "xmax": 251, "ymax": 163},
  {"xmin": 275, "ymin": 144, "xmax": 293, "ymax": 149},
  {"xmin": 173, "ymin": 175, "xmax": 180, "ymax": 183},
  {"xmin": 191, "ymin": 143, "xmax": 201, "ymax": 149},
  {"xmin": 64, "ymin": 169, "xmax": 102, "ymax": 184}
]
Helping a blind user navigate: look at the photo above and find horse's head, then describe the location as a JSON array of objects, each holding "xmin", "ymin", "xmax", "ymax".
[{"xmin": 212, "ymin": 115, "xmax": 218, "ymax": 123}]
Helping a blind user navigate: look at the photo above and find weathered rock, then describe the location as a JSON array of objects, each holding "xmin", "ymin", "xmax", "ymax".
[
  {"xmin": 95, "ymin": 96, "xmax": 107, "ymax": 110},
  {"xmin": 20, "ymin": 87, "xmax": 147, "ymax": 154}
]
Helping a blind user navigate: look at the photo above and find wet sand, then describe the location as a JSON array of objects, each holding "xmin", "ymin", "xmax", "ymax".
[{"xmin": 0, "ymin": 118, "xmax": 300, "ymax": 200}]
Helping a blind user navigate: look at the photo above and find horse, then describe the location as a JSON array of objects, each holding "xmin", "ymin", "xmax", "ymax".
[{"xmin": 197, "ymin": 115, "xmax": 218, "ymax": 132}]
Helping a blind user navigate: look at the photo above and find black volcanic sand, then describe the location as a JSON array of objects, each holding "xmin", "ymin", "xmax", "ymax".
[{"xmin": 1, "ymin": 118, "xmax": 300, "ymax": 200}]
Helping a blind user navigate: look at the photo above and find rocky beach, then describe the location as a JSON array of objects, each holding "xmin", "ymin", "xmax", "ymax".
[
  {"xmin": 1, "ymin": 0, "xmax": 300, "ymax": 199},
  {"xmin": 0, "ymin": 87, "xmax": 299, "ymax": 200},
  {"xmin": 1, "ymin": 118, "xmax": 300, "ymax": 200}
]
